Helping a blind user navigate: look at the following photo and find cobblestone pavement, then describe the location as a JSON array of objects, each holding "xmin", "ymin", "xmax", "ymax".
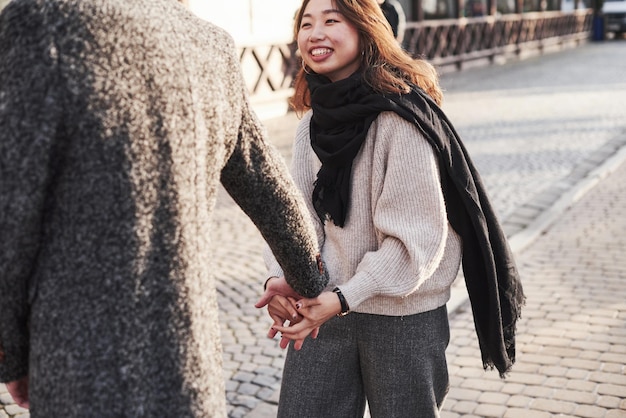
[
  {"xmin": 1, "ymin": 40, "xmax": 625, "ymax": 417},
  {"xmin": 440, "ymin": 146, "xmax": 626, "ymax": 418}
]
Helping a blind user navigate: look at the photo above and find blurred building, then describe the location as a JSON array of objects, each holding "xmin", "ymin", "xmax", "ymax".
[{"xmin": 187, "ymin": 0, "xmax": 300, "ymax": 45}]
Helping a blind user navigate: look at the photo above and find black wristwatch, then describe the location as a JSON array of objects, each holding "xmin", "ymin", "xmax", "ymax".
[{"xmin": 333, "ymin": 287, "xmax": 350, "ymax": 317}]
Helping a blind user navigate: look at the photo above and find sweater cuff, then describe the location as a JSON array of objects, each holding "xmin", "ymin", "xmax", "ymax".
[
  {"xmin": 266, "ymin": 266, "xmax": 284, "ymax": 281},
  {"xmin": 335, "ymin": 271, "xmax": 379, "ymax": 311}
]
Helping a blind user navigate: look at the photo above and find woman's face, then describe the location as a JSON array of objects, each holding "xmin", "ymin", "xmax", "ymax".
[{"xmin": 297, "ymin": 0, "xmax": 361, "ymax": 82}]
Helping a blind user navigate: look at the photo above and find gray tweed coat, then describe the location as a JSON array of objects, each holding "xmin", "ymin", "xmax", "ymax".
[{"xmin": 0, "ymin": 0, "xmax": 327, "ymax": 416}]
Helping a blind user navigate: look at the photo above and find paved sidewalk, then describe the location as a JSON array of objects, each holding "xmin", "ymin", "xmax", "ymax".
[
  {"xmin": 440, "ymin": 152, "xmax": 626, "ymax": 417},
  {"xmin": 1, "ymin": 40, "xmax": 625, "ymax": 418}
]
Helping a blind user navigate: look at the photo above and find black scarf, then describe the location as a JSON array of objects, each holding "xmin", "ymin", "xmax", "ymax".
[{"xmin": 308, "ymin": 72, "xmax": 525, "ymax": 376}]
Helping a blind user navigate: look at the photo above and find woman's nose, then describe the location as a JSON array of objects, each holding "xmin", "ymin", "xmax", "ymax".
[{"xmin": 309, "ymin": 23, "xmax": 325, "ymax": 41}]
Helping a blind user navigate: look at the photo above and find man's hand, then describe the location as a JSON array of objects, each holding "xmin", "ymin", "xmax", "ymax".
[
  {"xmin": 255, "ymin": 276, "xmax": 301, "ymax": 309},
  {"xmin": 6, "ymin": 375, "xmax": 29, "ymax": 409}
]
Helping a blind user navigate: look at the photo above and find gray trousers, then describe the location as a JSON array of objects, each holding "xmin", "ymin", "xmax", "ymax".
[{"xmin": 277, "ymin": 305, "xmax": 450, "ymax": 418}]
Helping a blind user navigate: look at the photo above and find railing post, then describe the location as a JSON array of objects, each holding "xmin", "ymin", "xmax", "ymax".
[
  {"xmin": 456, "ymin": 0, "xmax": 465, "ymax": 18},
  {"xmin": 413, "ymin": 0, "xmax": 424, "ymax": 21}
]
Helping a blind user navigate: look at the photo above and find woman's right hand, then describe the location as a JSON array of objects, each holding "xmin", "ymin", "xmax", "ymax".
[{"xmin": 271, "ymin": 291, "xmax": 341, "ymax": 349}]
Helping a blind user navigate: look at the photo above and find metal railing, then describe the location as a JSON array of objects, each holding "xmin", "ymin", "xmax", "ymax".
[
  {"xmin": 239, "ymin": 11, "xmax": 593, "ymax": 115},
  {"xmin": 403, "ymin": 10, "xmax": 593, "ymax": 69}
]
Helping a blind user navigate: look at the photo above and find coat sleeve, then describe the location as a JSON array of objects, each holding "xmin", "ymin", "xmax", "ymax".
[
  {"xmin": 263, "ymin": 113, "xmax": 326, "ymax": 281},
  {"xmin": 219, "ymin": 65, "xmax": 328, "ymax": 298},
  {"xmin": 0, "ymin": 3, "xmax": 61, "ymax": 382}
]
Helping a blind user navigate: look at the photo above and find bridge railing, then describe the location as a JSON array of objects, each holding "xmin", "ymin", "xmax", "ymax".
[
  {"xmin": 239, "ymin": 10, "xmax": 593, "ymax": 117},
  {"xmin": 403, "ymin": 10, "xmax": 593, "ymax": 70}
]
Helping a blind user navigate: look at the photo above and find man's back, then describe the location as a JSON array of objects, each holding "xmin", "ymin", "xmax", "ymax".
[{"xmin": 0, "ymin": 0, "xmax": 325, "ymax": 415}]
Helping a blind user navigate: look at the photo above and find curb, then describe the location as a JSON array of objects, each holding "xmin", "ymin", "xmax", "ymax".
[{"xmin": 507, "ymin": 137, "xmax": 626, "ymax": 253}]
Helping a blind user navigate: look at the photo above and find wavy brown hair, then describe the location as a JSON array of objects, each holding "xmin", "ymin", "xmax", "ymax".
[{"xmin": 290, "ymin": 0, "xmax": 443, "ymax": 115}]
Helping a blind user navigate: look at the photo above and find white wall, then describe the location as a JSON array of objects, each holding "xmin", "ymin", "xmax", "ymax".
[{"xmin": 188, "ymin": 0, "xmax": 300, "ymax": 45}]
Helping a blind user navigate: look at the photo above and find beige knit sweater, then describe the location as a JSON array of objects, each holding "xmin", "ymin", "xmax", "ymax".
[{"xmin": 267, "ymin": 110, "xmax": 463, "ymax": 316}]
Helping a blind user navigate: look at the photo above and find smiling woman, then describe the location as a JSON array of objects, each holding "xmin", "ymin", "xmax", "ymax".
[{"xmin": 258, "ymin": 0, "xmax": 524, "ymax": 417}]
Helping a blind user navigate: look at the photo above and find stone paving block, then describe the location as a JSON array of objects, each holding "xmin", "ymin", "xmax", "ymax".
[
  {"xmin": 553, "ymin": 388, "xmax": 598, "ymax": 405},
  {"xmin": 596, "ymin": 395, "xmax": 622, "ymax": 409},
  {"xmin": 532, "ymin": 335, "xmax": 573, "ymax": 347},
  {"xmin": 574, "ymin": 404, "xmax": 612, "ymax": 418},
  {"xmin": 447, "ymin": 387, "xmax": 482, "ymax": 402},
  {"xmin": 521, "ymin": 353, "xmax": 562, "ymax": 366},
  {"xmin": 589, "ymin": 371, "xmax": 626, "ymax": 386},
  {"xmin": 545, "ymin": 311, "xmax": 572, "ymax": 321},
  {"xmin": 254, "ymin": 387, "xmax": 276, "ymax": 402},
  {"xmin": 530, "ymin": 398, "xmax": 576, "ymax": 415},
  {"xmin": 232, "ymin": 371, "xmax": 256, "ymax": 383},
  {"xmin": 474, "ymin": 403, "xmax": 507, "ymax": 417},
  {"xmin": 224, "ymin": 379, "xmax": 239, "ymax": 392},
  {"xmin": 460, "ymin": 378, "xmax": 504, "ymax": 392},
  {"xmin": 1, "ymin": 407, "xmax": 25, "ymax": 417},
  {"xmin": 608, "ymin": 343, "xmax": 626, "ymax": 354},
  {"xmin": 245, "ymin": 401, "xmax": 277, "ymax": 417},
  {"xmin": 597, "ymin": 383, "xmax": 626, "ymax": 398},
  {"xmin": 505, "ymin": 372, "xmax": 547, "ymax": 386},
  {"xmin": 238, "ymin": 383, "xmax": 261, "ymax": 397},
  {"xmin": 0, "ymin": 393, "xmax": 12, "ymax": 406},
  {"xmin": 450, "ymin": 400, "xmax": 478, "ymax": 414},
  {"xmin": 522, "ymin": 385, "xmax": 554, "ymax": 399},
  {"xmin": 601, "ymin": 362, "xmax": 625, "ymax": 374},
  {"xmin": 540, "ymin": 344, "xmax": 582, "ymax": 358},
  {"xmin": 542, "ymin": 376, "xmax": 570, "ymax": 389},
  {"xmin": 565, "ymin": 379, "xmax": 598, "ymax": 393},
  {"xmin": 477, "ymin": 391, "xmax": 510, "ymax": 405},
  {"xmin": 539, "ymin": 365, "xmax": 568, "ymax": 377},
  {"xmin": 251, "ymin": 374, "xmax": 277, "ymax": 387},
  {"xmin": 440, "ymin": 411, "xmax": 461, "ymax": 418},
  {"xmin": 578, "ymin": 350, "xmax": 602, "ymax": 361},
  {"xmin": 503, "ymin": 407, "xmax": 551, "ymax": 418},
  {"xmin": 507, "ymin": 395, "xmax": 532, "ymax": 408},
  {"xmin": 560, "ymin": 357, "xmax": 602, "ymax": 371}
]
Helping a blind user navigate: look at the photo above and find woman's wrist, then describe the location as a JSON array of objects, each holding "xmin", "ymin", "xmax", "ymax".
[
  {"xmin": 333, "ymin": 287, "xmax": 350, "ymax": 316},
  {"xmin": 263, "ymin": 276, "xmax": 279, "ymax": 290}
]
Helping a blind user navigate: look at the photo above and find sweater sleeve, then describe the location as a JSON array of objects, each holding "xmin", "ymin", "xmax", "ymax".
[
  {"xmin": 0, "ymin": 3, "xmax": 61, "ymax": 382},
  {"xmin": 338, "ymin": 113, "xmax": 449, "ymax": 309},
  {"xmin": 219, "ymin": 66, "xmax": 328, "ymax": 297}
]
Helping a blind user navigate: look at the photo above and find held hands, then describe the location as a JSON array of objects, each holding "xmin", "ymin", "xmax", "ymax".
[{"xmin": 256, "ymin": 277, "xmax": 341, "ymax": 350}]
